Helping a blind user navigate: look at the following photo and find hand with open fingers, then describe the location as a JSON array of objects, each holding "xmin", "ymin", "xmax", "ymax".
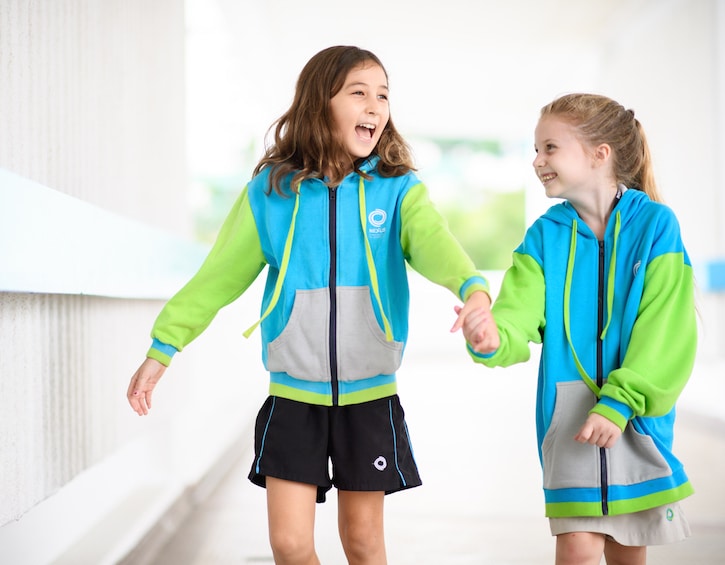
[
  {"xmin": 451, "ymin": 291, "xmax": 500, "ymax": 354},
  {"xmin": 574, "ymin": 412, "xmax": 622, "ymax": 449},
  {"xmin": 127, "ymin": 358, "xmax": 167, "ymax": 416}
]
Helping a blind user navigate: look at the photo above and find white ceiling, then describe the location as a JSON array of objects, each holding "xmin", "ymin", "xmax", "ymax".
[
  {"xmin": 190, "ymin": 0, "xmax": 658, "ymax": 136},
  {"xmin": 185, "ymin": 0, "xmax": 694, "ymax": 170}
]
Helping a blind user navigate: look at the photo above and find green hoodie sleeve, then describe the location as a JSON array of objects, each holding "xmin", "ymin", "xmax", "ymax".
[
  {"xmin": 593, "ymin": 253, "xmax": 697, "ymax": 427},
  {"xmin": 400, "ymin": 182, "xmax": 489, "ymax": 300},
  {"xmin": 147, "ymin": 187, "xmax": 266, "ymax": 365},
  {"xmin": 468, "ymin": 251, "xmax": 545, "ymax": 367}
]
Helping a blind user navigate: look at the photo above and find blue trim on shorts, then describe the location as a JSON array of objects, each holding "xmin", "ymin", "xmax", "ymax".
[
  {"xmin": 388, "ymin": 399, "xmax": 406, "ymax": 486},
  {"xmin": 403, "ymin": 420, "xmax": 416, "ymax": 461},
  {"xmin": 255, "ymin": 397, "xmax": 276, "ymax": 474}
]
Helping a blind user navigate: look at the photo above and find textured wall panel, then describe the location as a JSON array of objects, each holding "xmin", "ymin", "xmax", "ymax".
[
  {"xmin": 0, "ymin": 293, "xmax": 166, "ymax": 523},
  {"xmin": 0, "ymin": 0, "xmax": 194, "ymax": 528},
  {"xmin": 0, "ymin": 0, "xmax": 189, "ymax": 235}
]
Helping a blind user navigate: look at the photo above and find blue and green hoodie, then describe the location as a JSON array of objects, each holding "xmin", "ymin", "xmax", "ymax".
[
  {"xmin": 147, "ymin": 157, "xmax": 488, "ymax": 406},
  {"xmin": 468, "ymin": 188, "xmax": 696, "ymax": 518}
]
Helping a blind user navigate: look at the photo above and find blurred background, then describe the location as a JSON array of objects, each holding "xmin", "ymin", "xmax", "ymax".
[{"xmin": 1, "ymin": 1, "xmax": 723, "ymax": 563}]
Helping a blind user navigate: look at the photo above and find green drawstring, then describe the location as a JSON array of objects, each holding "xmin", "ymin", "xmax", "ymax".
[
  {"xmin": 600, "ymin": 211, "xmax": 620, "ymax": 340},
  {"xmin": 243, "ymin": 189, "xmax": 300, "ymax": 338},
  {"xmin": 563, "ymin": 213, "xmax": 621, "ymax": 395},
  {"xmin": 358, "ymin": 177, "xmax": 393, "ymax": 341},
  {"xmin": 563, "ymin": 219, "xmax": 601, "ymax": 397}
]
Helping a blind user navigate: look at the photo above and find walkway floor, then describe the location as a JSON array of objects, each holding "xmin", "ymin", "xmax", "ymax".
[
  {"xmin": 127, "ymin": 282, "xmax": 725, "ymax": 564},
  {"xmin": 136, "ymin": 372, "xmax": 724, "ymax": 563}
]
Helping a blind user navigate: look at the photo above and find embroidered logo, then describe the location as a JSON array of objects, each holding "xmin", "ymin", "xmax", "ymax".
[
  {"xmin": 373, "ymin": 456, "xmax": 387, "ymax": 471},
  {"xmin": 666, "ymin": 507, "xmax": 674, "ymax": 521},
  {"xmin": 633, "ymin": 260, "xmax": 642, "ymax": 277},
  {"xmin": 368, "ymin": 209, "xmax": 387, "ymax": 238}
]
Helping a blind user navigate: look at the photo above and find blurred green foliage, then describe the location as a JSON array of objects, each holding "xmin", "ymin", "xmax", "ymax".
[{"xmin": 441, "ymin": 190, "xmax": 524, "ymax": 270}]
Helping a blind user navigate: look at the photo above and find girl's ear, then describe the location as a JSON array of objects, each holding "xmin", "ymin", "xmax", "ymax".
[{"xmin": 594, "ymin": 143, "xmax": 612, "ymax": 164}]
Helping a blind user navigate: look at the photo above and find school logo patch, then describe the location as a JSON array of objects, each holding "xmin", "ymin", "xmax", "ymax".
[{"xmin": 368, "ymin": 209, "xmax": 387, "ymax": 238}]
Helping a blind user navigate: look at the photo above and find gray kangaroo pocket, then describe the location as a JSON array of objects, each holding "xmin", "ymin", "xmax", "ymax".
[
  {"xmin": 542, "ymin": 380, "xmax": 671, "ymax": 490},
  {"xmin": 266, "ymin": 286, "xmax": 403, "ymax": 382}
]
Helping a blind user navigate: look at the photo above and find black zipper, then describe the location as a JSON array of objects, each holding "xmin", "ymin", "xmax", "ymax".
[
  {"xmin": 329, "ymin": 186, "xmax": 339, "ymax": 406},
  {"xmin": 597, "ymin": 240, "xmax": 609, "ymax": 515}
]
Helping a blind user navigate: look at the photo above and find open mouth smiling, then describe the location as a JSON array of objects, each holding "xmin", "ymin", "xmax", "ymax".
[
  {"xmin": 539, "ymin": 173, "xmax": 557, "ymax": 184},
  {"xmin": 356, "ymin": 123, "xmax": 376, "ymax": 139}
]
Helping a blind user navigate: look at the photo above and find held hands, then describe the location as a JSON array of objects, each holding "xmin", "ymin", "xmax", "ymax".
[
  {"xmin": 574, "ymin": 412, "xmax": 622, "ymax": 449},
  {"xmin": 127, "ymin": 358, "xmax": 167, "ymax": 416},
  {"xmin": 450, "ymin": 290, "xmax": 500, "ymax": 354}
]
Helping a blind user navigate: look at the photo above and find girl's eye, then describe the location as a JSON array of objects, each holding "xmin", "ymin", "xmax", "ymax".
[{"xmin": 377, "ymin": 94, "xmax": 388, "ymax": 101}]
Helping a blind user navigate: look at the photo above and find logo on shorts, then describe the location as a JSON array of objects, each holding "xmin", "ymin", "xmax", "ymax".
[
  {"xmin": 373, "ymin": 456, "xmax": 387, "ymax": 471},
  {"xmin": 666, "ymin": 507, "xmax": 674, "ymax": 521}
]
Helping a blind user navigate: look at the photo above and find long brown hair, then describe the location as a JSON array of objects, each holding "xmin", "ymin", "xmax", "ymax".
[
  {"xmin": 254, "ymin": 45, "xmax": 415, "ymax": 195},
  {"xmin": 540, "ymin": 93, "xmax": 663, "ymax": 202}
]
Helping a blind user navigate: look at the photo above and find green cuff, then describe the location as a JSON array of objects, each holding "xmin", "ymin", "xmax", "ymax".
[
  {"xmin": 146, "ymin": 347, "xmax": 172, "ymax": 367},
  {"xmin": 590, "ymin": 403, "xmax": 628, "ymax": 432}
]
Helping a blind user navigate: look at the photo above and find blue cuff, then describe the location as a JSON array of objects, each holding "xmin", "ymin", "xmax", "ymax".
[
  {"xmin": 151, "ymin": 338, "xmax": 178, "ymax": 358},
  {"xmin": 459, "ymin": 275, "xmax": 490, "ymax": 300},
  {"xmin": 146, "ymin": 338, "xmax": 179, "ymax": 367},
  {"xmin": 466, "ymin": 342, "xmax": 496, "ymax": 359}
]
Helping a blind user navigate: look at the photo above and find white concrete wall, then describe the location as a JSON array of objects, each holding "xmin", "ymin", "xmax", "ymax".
[
  {"xmin": 0, "ymin": 0, "xmax": 187, "ymax": 232},
  {"xmin": 0, "ymin": 2, "xmax": 267, "ymax": 563}
]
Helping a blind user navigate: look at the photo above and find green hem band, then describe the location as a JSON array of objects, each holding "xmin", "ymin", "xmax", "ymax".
[
  {"xmin": 268, "ymin": 383, "xmax": 332, "ymax": 406},
  {"xmin": 267, "ymin": 382, "xmax": 399, "ymax": 407},
  {"xmin": 545, "ymin": 482, "xmax": 695, "ymax": 517},
  {"xmin": 338, "ymin": 383, "xmax": 398, "ymax": 406}
]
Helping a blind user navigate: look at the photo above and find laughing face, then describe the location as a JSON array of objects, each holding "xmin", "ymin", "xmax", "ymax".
[
  {"xmin": 329, "ymin": 62, "xmax": 390, "ymax": 162},
  {"xmin": 533, "ymin": 116, "xmax": 597, "ymax": 200}
]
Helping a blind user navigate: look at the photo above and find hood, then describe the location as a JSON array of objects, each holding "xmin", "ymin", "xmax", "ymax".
[
  {"xmin": 541, "ymin": 187, "xmax": 651, "ymax": 234},
  {"xmin": 358, "ymin": 155, "xmax": 380, "ymax": 175}
]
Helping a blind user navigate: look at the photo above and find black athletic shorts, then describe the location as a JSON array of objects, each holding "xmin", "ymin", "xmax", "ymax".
[{"xmin": 248, "ymin": 395, "xmax": 422, "ymax": 503}]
